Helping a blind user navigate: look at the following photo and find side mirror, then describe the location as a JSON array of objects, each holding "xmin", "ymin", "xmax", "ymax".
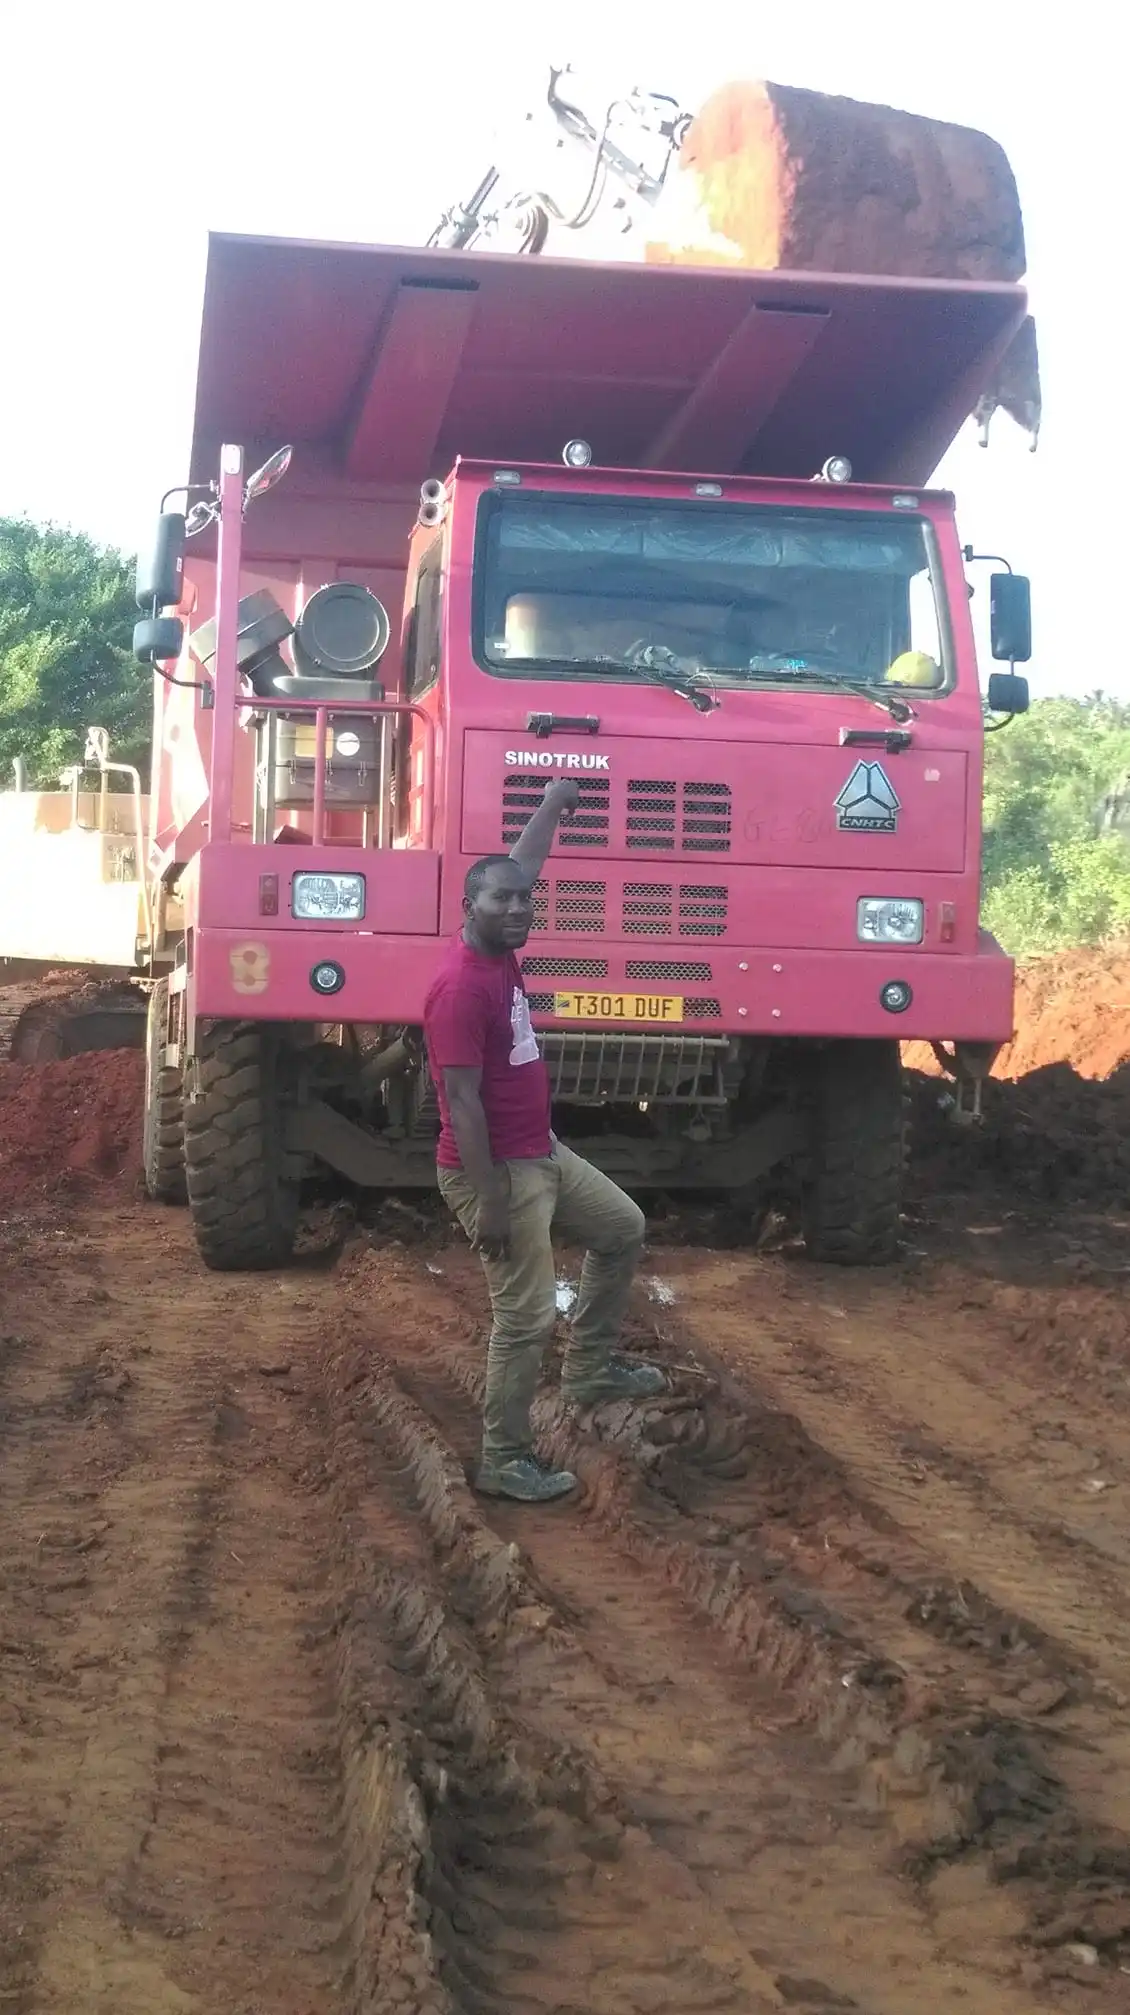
[
  {"xmin": 244, "ymin": 444, "xmax": 293, "ymax": 508},
  {"xmin": 135, "ymin": 512, "xmax": 186, "ymax": 611},
  {"xmin": 990, "ymin": 572, "xmax": 1032, "ymax": 662},
  {"xmin": 134, "ymin": 614, "xmax": 185, "ymax": 665},
  {"xmin": 987, "ymin": 671, "xmax": 1029, "ymax": 715}
]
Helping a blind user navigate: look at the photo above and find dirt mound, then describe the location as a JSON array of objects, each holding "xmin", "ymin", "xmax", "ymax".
[
  {"xmin": 999, "ymin": 947, "xmax": 1130, "ymax": 1081},
  {"xmin": 0, "ymin": 1051, "xmax": 143, "ymax": 1211},
  {"xmin": 909, "ymin": 1062, "xmax": 1130, "ymax": 1212},
  {"xmin": 906, "ymin": 946, "xmax": 1130, "ymax": 1086},
  {"xmin": 904, "ymin": 947, "xmax": 1130, "ymax": 1214}
]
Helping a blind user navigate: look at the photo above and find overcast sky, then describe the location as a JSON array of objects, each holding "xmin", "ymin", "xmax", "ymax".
[{"xmin": 0, "ymin": 1, "xmax": 1114, "ymax": 696}]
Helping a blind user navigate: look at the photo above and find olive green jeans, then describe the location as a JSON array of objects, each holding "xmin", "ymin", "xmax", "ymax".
[{"xmin": 438, "ymin": 1143, "xmax": 646, "ymax": 1465}]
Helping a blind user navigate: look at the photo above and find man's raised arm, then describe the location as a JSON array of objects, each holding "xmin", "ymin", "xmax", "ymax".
[{"xmin": 508, "ymin": 778, "xmax": 580, "ymax": 880}]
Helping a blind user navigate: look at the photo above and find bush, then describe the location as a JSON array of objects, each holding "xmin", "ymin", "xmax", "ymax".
[{"xmin": 982, "ymin": 696, "xmax": 1130, "ymax": 955}]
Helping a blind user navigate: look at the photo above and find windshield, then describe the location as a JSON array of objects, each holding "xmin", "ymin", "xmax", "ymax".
[{"xmin": 474, "ymin": 493, "xmax": 948, "ymax": 692}]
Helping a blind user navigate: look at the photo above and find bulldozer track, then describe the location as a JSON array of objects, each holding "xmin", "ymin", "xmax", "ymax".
[
  {"xmin": 0, "ymin": 976, "xmax": 146, "ymax": 1065},
  {"xmin": 0, "ymin": 984, "xmax": 54, "ymax": 1062},
  {"xmin": 3, "ymin": 1202, "xmax": 1130, "ymax": 2011}
]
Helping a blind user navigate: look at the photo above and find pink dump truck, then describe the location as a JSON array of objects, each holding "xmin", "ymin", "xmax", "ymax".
[{"xmin": 0, "ymin": 92, "xmax": 1035, "ymax": 1270}]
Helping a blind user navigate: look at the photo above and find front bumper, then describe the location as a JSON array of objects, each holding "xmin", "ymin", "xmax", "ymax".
[{"xmin": 190, "ymin": 926, "xmax": 1014, "ymax": 1044}]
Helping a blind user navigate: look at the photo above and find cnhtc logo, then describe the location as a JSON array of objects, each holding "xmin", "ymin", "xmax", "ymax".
[{"xmin": 835, "ymin": 761, "xmax": 901, "ymax": 834}]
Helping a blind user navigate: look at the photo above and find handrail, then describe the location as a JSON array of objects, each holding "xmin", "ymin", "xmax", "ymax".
[
  {"xmin": 244, "ymin": 695, "xmax": 437, "ymax": 849},
  {"xmin": 206, "ymin": 443, "xmax": 437, "ymax": 852}
]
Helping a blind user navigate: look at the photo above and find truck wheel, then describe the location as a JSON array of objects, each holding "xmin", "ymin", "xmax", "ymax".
[
  {"xmin": 183, "ymin": 1021, "xmax": 299, "ymax": 1272},
  {"xmin": 142, "ymin": 978, "xmax": 186, "ymax": 1204},
  {"xmin": 802, "ymin": 1039, "xmax": 905, "ymax": 1265}
]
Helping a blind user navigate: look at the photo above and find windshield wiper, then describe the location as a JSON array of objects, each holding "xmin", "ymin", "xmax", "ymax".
[
  {"xmin": 625, "ymin": 644, "xmax": 718, "ymax": 712},
  {"xmin": 633, "ymin": 662, "xmax": 717, "ymax": 713},
  {"xmin": 497, "ymin": 654, "xmax": 718, "ymax": 712},
  {"xmin": 701, "ymin": 665, "xmax": 915, "ymax": 725}
]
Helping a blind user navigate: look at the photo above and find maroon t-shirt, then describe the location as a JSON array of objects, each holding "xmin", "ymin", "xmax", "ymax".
[{"xmin": 424, "ymin": 936, "xmax": 552, "ymax": 1170}]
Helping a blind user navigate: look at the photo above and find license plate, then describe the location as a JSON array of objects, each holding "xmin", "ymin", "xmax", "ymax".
[{"xmin": 552, "ymin": 991, "xmax": 684, "ymax": 1023}]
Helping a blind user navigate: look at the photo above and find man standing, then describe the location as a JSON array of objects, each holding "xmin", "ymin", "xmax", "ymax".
[{"xmin": 424, "ymin": 777, "xmax": 664, "ymax": 1503}]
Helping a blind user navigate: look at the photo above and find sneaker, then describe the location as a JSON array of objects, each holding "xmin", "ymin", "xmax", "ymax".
[
  {"xmin": 475, "ymin": 1455, "xmax": 578, "ymax": 1503},
  {"xmin": 563, "ymin": 1355, "xmax": 667, "ymax": 1405}
]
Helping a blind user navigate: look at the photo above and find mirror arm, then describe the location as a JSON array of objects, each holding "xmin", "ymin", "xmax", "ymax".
[{"xmin": 963, "ymin": 546, "xmax": 1013, "ymax": 573}]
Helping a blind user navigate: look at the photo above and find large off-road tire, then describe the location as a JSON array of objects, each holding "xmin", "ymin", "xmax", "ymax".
[
  {"xmin": 183, "ymin": 1021, "xmax": 300, "ymax": 1272},
  {"xmin": 801, "ymin": 1039, "xmax": 906, "ymax": 1266},
  {"xmin": 142, "ymin": 978, "xmax": 186, "ymax": 1204}
]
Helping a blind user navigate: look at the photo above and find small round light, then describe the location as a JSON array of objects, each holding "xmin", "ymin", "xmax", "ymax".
[
  {"xmin": 311, "ymin": 959, "xmax": 346, "ymax": 997},
  {"xmin": 563, "ymin": 438, "xmax": 593, "ymax": 469},
  {"xmin": 822, "ymin": 455, "xmax": 853, "ymax": 484},
  {"xmin": 880, "ymin": 979, "xmax": 913, "ymax": 1014}
]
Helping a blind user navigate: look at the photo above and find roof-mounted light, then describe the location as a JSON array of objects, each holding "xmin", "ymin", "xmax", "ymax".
[
  {"xmin": 562, "ymin": 438, "xmax": 593, "ymax": 469},
  {"xmin": 819, "ymin": 455, "xmax": 853, "ymax": 484}
]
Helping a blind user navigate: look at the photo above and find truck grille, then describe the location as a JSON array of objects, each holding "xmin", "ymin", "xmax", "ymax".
[
  {"xmin": 678, "ymin": 884, "xmax": 727, "ymax": 937},
  {"xmin": 527, "ymin": 878, "xmax": 607, "ymax": 936},
  {"xmin": 523, "ymin": 957, "xmax": 608, "ymax": 978},
  {"xmin": 540, "ymin": 1033, "xmax": 730, "ymax": 1105},
  {"xmin": 681, "ymin": 782, "xmax": 732, "ymax": 851},
  {"xmin": 625, "ymin": 960, "xmax": 712, "ymax": 981},
  {"xmin": 502, "ymin": 777, "xmax": 730, "ymax": 854},
  {"xmin": 622, "ymin": 882, "xmax": 729, "ymax": 937},
  {"xmin": 527, "ymin": 877, "xmax": 727, "ymax": 940},
  {"xmin": 626, "ymin": 779, "xmax": 732, "ymax": 853},
  {"xmin": 502, "ymin": 773, "xmax": 610, "ymax": 850}
]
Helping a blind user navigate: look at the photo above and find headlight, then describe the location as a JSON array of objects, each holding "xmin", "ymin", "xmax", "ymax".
[
  {"xmin": 292, "ymin": 872, "xmax": 366, "ymax": 921},
  {"xmin": 857, "ymin": 897, "xmax": 924, "ymax": 945}
]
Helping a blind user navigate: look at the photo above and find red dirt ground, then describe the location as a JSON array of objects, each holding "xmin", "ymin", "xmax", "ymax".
[
  {"xmin": 0, "ymin": 1051, "xmax": 143, "ymax": 1211},
  {"xmin": 2, "ymin": 951, "xmax": 1129, "ymax": 2011}
]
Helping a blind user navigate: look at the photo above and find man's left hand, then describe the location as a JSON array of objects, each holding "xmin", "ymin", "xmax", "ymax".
[{"xmin": 542, "ymin": 778, "xmax": 580, "ymax": 817}]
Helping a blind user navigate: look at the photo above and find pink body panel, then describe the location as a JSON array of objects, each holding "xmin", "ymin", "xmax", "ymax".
[
  {"xmin": 462, "ymin": 731, "xmax": 970, "ymax": 876},
  {"xmin": 190, "ymin": 919, "xmax": 1011, "ymax": 1043},
  {"xmin": 184, "ymin": 844, "xmax": 440, "ymax": 938}
]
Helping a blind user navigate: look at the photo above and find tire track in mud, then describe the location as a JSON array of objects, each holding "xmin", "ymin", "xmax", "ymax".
[
  {"xmin": 342, "ymin": 1239, "xmax": 1130, "ymax": 2007},
  {"xmin": 362, "ymin": 1235, "xmax": 1130, "ymax": 1991},
  {"xmin": 324, "ymin": 1344, "xmax": 788, "ymax": 2014},
  {"xmin": 0, "ymin": 1214, "xmax": 442, "ymax": 2015},
  {"xmin": 661, "ymin": 1254, "xmax": 1130, "ymax": 1683},
  {"xmin": 330, "ymin": 1327, "xmax": 1034, "ymax": 2011},
  {"xmin": 635, "ymin": 1248, "xmax": 1130, "ymax": 1957},
  {"xmin": 6, "ymin": 1202, "xmax": 1130, "ymax": 2008}
]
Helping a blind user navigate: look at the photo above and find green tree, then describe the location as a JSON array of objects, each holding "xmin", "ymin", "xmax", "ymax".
[
  {"xmin": 0, "ymin": 519, "xmax": 148, "ymax": 785},
  {"xmin": 981, "ymin": 694, "xmax": 1130, "ymax": 954}
]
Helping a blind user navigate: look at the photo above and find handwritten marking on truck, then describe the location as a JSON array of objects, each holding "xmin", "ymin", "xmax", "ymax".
[
  {"xmin": 834, "ymin": 762, "xmax": 901, "ymax": 835},
  {"xmin": 230, "ymin": 943, "xmax": 271, "ymax": 995},
  {"xmin": 553, "ymin": 992, "xmax": 683, "ymax": 1021},
  {"xmin": 505, "ymin": 750, "xmax": 610, "ymax": 769}
]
